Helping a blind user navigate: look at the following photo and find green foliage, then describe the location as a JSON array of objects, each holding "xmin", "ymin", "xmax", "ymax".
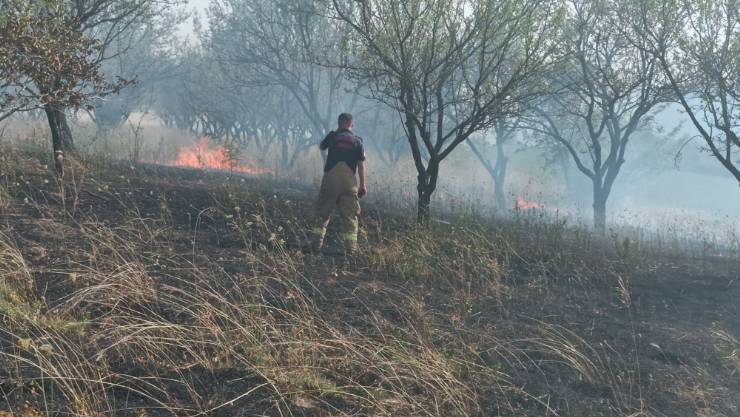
[
  {"xmin": 0, "ymin": 284, "xmax": 41, "ymax": 321},
  {"xmin": 333, "ymin": 0, "xmax": 563, "ymax": 222},
  {"xmin": 0, "ymin": 1, "xmax": 126, "ymax": 118},
  {"xmin": 620, "ymin": 0, "xmax": 740, "ymax": 186}
]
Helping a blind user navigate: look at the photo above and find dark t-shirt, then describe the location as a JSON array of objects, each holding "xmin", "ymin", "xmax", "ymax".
[{"xmin": 320, "ymin": 129, "xmax": 366, "ymax": 173}]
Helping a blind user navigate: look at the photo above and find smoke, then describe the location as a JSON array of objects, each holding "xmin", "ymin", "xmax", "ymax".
[{"xmin": 2, "ymin": 106, "xmax": 738, "ymax": 245}]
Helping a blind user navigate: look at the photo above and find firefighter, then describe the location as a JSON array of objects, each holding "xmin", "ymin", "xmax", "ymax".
[{"xmin": 310, "ymin": 113, "xmax": 367, "ymax": 254}]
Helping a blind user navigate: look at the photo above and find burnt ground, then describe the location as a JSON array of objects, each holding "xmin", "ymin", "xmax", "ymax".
[{"xmin": 1, "ymin": 157, "xmax": 739, "ymax": 417}]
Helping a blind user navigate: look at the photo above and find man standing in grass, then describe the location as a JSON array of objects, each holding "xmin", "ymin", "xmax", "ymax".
[{"xmin": 310, "ymin": 113, "xmax": 367, "ymax": 254}]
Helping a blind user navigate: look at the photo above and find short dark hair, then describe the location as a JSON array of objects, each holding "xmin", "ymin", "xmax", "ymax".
[{"xmin": 338, "ymin": 113, "xmax": 353, "ymax": 126}]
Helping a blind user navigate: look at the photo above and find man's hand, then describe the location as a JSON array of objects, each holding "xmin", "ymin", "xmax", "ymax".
[{"xmin": 357, "ymin": 160, "xmax": 367, "ymax": 198}]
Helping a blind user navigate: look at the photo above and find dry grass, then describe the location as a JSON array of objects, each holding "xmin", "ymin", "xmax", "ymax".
[
  {"xmin": 712, "ymin": 326, "xmax": 740, "ymax": 376},
  {"xmin": 0, "ymin": 217, "xmax": 511, "ymax": 416},
  {"xmin": 0, "ymin": 144, "xmax": 738, "ymax": 416}
]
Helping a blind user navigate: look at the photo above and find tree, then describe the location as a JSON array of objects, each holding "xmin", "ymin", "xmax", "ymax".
[
  {"xmin": 0, "ymin": 2, "xmax": 41, "ymax": 123},
  {"xmin": 332, "ymin": 0, "xmax": 562, "ymax": 223},
  {"xmin": 153, "ymin": 46, "xmax": 318, "ymax": 173},
  {"xmin": 92, "ymin": 6, "xmax": 185, "ymax": 131},
  {"xmin": 468, "ymin": 117, "xmax": 521, "ymax": 212},
  {"xmin": 207, "ymin": 0, "xmax": 355, "ymax": 152},
  {"xmin": 526, "ymin": 0, "xmax": 670, "ymax": 232},
  {"xmin": 624, "ymin": 0, "xmax": 740, "ymax": 188},
  {"xmin": 155, "ymin": 50, "xmax": 213, "ymax": 133},
  {"xmin": 0, "ymin": 1, "xmax": 123, "ymax": 173},
  {"xmin": 21, "ymin": 0, "xmax": 183, "ymax": 161},
  {"xmin": 223, "ymin": 85, "xmax": 317, "ymax": 173}
]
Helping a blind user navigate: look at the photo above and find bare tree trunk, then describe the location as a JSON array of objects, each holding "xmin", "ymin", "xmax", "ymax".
[
  {"xmin": 494, "ymin": 172, "xmax": 506, "ymax": 212},
  {"xmin": 468, "ymin": 138, "xmax": 508, "ymax": 212},
  {"xmin": 281, "ymin": 139, "xmax": 290, "ymax": 171},
  {"xmin": 593, "ymin": 183, "xmax": 608, "ymax": 234},
  {"xmin": 417, "ymin": 187, "xmax": 433, "ymax": 224},
  {"xmin": 44, "ymin": 104, "xmax": 74, "ymax": 175},
  {"xmin": 416, "ymin": 160, "xmax": 439, "ymax": 224}
]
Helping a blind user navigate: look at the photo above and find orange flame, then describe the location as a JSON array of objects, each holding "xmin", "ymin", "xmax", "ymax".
[
  {"xmin": 170, "ymin": 138, "xmax": 272, "ymax": 175},
  {"xmin": 516, "ymin": 196, "xmax": 544, "ymax": 210}
]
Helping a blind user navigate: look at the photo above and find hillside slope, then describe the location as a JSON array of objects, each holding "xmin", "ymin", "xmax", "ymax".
[{"xmin": 1, "ymin": 149, "xmax": 738, "ymax": 417}]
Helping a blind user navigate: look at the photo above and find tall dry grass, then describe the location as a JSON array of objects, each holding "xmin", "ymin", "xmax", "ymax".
[{"xmin": 0, "ymin": 143, "xmax": 737, "ymax": 416}]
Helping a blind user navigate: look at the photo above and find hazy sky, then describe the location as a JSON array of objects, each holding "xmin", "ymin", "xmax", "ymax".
[
  {"xmin": 178, "ymin": 0, "xmax": 210, "ymax": 38},
  {"xmin": 188, "ymin": 0, "xmax": 210, "ymax": 19},
  {"xmin": 189, "ymin": 0, "xmax": 210, "ymax": 12}
]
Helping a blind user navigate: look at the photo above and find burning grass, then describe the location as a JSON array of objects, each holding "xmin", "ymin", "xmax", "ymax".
[
  {"xmin": 169, "ymin": 137, "xmax": 273, "ymax": 175},
  {"xmin": 0, "ymin": 146, "xmax": 738, "ymax": 416}
]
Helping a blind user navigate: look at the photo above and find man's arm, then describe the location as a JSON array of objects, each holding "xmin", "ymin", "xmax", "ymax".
[
  {"xmin": 358, "ymin": 160, "xmax": 367, "ymax": 198},
  {"xmin": 320, "ymin": 132, "xmax": 333, "ymax": 150}
]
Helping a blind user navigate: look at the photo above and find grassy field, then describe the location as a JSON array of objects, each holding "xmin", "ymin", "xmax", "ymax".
[{"xmin": 0, "ymin": 145, "xmax": 738, "ymax": 417}]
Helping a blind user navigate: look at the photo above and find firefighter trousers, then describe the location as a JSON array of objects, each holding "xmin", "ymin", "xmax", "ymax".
[{"xmin": 311, "ymin": 162, "xmax": 360, "ymax": 252}]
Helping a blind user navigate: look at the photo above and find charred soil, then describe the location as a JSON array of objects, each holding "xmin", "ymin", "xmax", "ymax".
[{"xmin": 0, "ymin": 150, "xmax": 738, "ymax": 417}]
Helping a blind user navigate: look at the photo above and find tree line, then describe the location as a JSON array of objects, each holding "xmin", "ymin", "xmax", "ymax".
[{"xmin": 1, "ymin": 0, "xmax": 738, "ymax": 231}]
